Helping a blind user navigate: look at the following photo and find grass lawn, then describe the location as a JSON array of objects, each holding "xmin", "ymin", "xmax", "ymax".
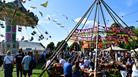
[{"xmin": 0, "ymin": 66, "xmax": 49, "ymax": 77}]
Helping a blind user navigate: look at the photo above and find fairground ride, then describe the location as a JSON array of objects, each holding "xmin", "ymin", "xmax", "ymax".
[
  {"xmin": 38, "ymin": 0, "xmax": 138, "ymax": 77},
  {"xmin": 0, "ymin": 0, "xmax": 38, "ymax": 53}
]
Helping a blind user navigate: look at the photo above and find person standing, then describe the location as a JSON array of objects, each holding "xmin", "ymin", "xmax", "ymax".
[
  {"xmin": 29, "ymin": 51, "xmax": 36, "ymax": 77},
  {"xmin": 118, "ymin": 59, "xmax": 127, "ymax": 77},
  {"xmin": 15, "ymin": 48, "xmax": 24, "ymax": 77},
  {"xmin": 34, "ymin": 51, "xmax": 39, "ymax": 63},
  {"xmin": 63, "ymin": 58, "xmax": 72, "ymax": 77},
  {"xmin": 3, "ymin": 50, "xmax": 14, "ymax": 77},
  {"xmin": 132, "ymin": 58, "xmax": 138, "ymax": 77},
  {"xmin": 72, "ymin": 61, "xmax": 82, "ymax": 77},
  {"xmin": 22, "ymin": 51, "xmax": 31, "ymax": 77}
]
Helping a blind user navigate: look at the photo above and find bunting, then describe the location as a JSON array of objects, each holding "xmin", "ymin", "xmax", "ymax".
[
  {"xmin": 18, "ymin": 27, "xmax": 22, "ymax": 32},
  {"xmin": 56, "ymin": 23, "xmax": 61, "ymax": 25},
  {"xmin": 0, "ymin": 22, "xmax": 4, "ymax": 28},
  {"xmin": 30, "ymin": 37, "xmax": 34, "ymax": 41},
  {"xmin": 39, "ymin": 11, "xmax": 43, "ymax": 17},
  {"xmin": 30, "ymin": 6, "xmax": 37, "ymax": 9},
  {"xmin": 45, "ymin": 31, "xmax": 48, "ymax": 34},
  {"xmin": 48, "ymin": 17, "xmax": 50, "ymax": 20},
  {"xmin": 31, "ymin": 26, "xmax": 35, "ymax": 29},
  {"xmin": 41, "ymin": 1, "xmax": 48, "ymax": 8},
  {"xmin": 49, "ymin": 35, "xmax": 51, "ymax": 38},
  {"xmin": 31, "ymin": 31, "xmax": 36, "ymax": 35},
  {"xmin": 0, "ymin": 34, "xmax": 4, "ymax": 37},
  {"xmin": 62, "ymin": 15, "xmax": 68, "ymax": 20},
  {"xmin": 21, "ymin": 36, "xmax": 24, "ymax": 41}
]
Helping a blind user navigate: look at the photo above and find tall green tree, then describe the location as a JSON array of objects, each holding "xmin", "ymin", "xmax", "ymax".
[
  {"xmin": 47, "ymin": 42, "xmax": 55, "ymax": 51},
  {"xmin": 56, "ymin": 40, "xmax": 68, "ymax": 51},
  {"xmin": 134, "ymin": 27, "xmax": 138, "ymax": 35}
]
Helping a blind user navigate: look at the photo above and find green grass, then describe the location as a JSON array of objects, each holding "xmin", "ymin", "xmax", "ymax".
[{"xmin": 0, "ymin": 66, "xmax": 49, "ymax": 77}]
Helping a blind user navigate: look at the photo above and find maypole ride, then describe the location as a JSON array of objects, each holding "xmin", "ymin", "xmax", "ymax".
[{"xmin": 39, "ymin": 0, "xmax": 138, "ymax": 77}]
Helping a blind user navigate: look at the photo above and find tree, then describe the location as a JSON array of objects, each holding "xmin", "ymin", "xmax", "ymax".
[
  {"xmin": 47, "ymin": 42, "xmax": 55, "ymax": 51},
  {"xmin": 69, "ymin": 42, "xmax": 81, "ymax": 51},
  {"xmin": 133, "ymin": 27, "xmax": 138, "ymax": 35},
  {"xmin": 56, "ymin": 40, "xmax": 68, "ymax": 51}
]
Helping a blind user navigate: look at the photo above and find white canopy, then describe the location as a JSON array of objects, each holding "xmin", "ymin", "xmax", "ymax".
[
  {"xmin": 131, "ymin": 48, "xmax": 138, "ymax": 52},
  {"xmin": 104, "ymin": 46, "xmax": 127, "ymax": 51}
]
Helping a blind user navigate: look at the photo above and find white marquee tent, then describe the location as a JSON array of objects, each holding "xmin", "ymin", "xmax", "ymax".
[
  {"xmin": 104, "ymin": 46, "xmax": 127, "ymax": 51},
  {"xmin": 130, "ymin": 48, "xmax": 138, "ymax": 52}
]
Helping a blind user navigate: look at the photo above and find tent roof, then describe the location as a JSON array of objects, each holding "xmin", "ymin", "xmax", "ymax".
[
  {"xmin": 104, "ymin": 46, "xmax": 127, "ymax": 51},
  {"xmin": 131, "ymin": 48, "xmax": 138, "ymax": 52}
]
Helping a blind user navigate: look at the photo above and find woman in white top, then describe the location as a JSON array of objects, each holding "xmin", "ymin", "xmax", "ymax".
[
  {"xmin": 3, "ymin": 50, "xmax": 14, "ymax": 77},
  {"xmin": 132, "ymin": 58, "xmax": 138, "ymax": 77}
]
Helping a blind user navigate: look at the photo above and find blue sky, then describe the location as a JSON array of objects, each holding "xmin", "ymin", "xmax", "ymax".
[{"xmin": 0, "ymin": 0, "xmax": 138, "ymax": 47}]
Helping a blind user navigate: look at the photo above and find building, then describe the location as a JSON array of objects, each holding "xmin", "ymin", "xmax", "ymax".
[
  {"xmin": 18, "ymin": 41, "xmax": 45, "ymax": 52},
  {"xmin": 0, "ymin": 41, "xmax": 45, "ymax": 54}
]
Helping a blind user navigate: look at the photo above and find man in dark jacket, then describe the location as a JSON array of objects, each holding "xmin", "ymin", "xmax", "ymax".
[{"xmin": 15, "ymin": 48, "xmax": 24, "ymax": 77}]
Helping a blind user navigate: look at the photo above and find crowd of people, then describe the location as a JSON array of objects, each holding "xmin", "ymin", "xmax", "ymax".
[
  {"xmin": 2, "ymin": 48, "xmax": 46, "ymax": 77},
  {"xmin": 0, "ymin": 48, "xmax": 138, "ymax": 77},
  {"xmin": 45, "ymin": 49, "xmax": 138, "ymax": 77}
]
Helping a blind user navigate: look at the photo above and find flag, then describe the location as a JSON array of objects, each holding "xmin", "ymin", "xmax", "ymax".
[
  {"xmin": 45, "ymin": 31, "xmax": 48, "ymax": 34},
  {"xmin": 31, "ymin": 31, "xmax": 36, "ymax": 35},
  {"xmin": 41, "ymin": 1, "xmax": 48, "ymax": 8},
  {"xmin": 48, "ymin": 17, "xmax": 50, "ymax": 20},
  {"xmin": 60, "ymin": 26, "xmax": 64, "ymax": 28},
  {"xmin": 38, "ymin": 39, "xmax": 41, "ymax": 41},
  {"xmin": 0, "ymin": 24, "xmax": 4, "ymax": 28},
  {"xmin": 62, "ymin": 15, "xmax": 68, "ymax": 20},
  {"xmin": 30, "ymin": 6, "xmax": 37, "ymax": 9},
  {"xmin": 72, "ymin": 19, "xmax": 75, "ymax": 23},
  {"xmin": 18, "ymin": 27, "xmax": 22, "ymax": 32},
  {"xmin": 49, "ymin": 36, "xmax": 51, "ymax": 38},
  {"xmin": 56, "ymin": 23, "xmax": 61, "ymax": 25},
  {"xmin": 53, "ymin": 19, "xmax": 57, "ymax": 22},
  {"xmin": 21, "ymin": 36, "xmax": 24, "ymax": 41},
  {"xmin": 31, "ymin": 26, "xmax": 35, "ymax": 29},
  {"xmin": 30, "ymin": 37, "xmax": 34, "ymax": 41},
  {"xmin": 21, "ymin": 0, "xmax": 26, "ymax": 3},
  {"xmin": 39, "ymin": 11, "xmax": 43, "ymax": 17},
  {"xmin": 0, "ymin": 34, "xmax": 4, "ymax": 37}
]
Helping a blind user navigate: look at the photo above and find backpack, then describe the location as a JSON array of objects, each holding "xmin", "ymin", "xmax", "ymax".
[{"xmin": 29, "ymin": 57, "xmax": 36, "ymax": 69}]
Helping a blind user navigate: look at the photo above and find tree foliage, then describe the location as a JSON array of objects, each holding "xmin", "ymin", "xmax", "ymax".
[
  {"xmin": 105, "ymin": 23, "xmax": 138, "ymax": 49},
  {"xmin": 56, "ymin": 40, "xmax": 68, "ymax": 51},
  {"xmin": 47, "ymin": 42, "xmax": 55, "ymax": 51},
  {"xmin": 69, "ymin": 42, "xmax": 81, "ymax": 51}
]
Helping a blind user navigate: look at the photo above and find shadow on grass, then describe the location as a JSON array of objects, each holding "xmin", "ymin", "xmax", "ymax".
[{"xmin": 33, "ymin": 72, "xmax": 41, "ymax": 75}]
